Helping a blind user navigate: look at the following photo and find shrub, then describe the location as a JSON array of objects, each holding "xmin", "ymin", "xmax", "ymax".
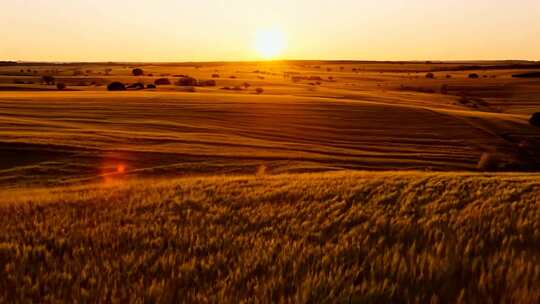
[
  {"xmin": 255, "ymin": 87, "xmax": 264, "ymax": 94},
  {"xmin": 146, "ymin": 84, "xmax": 156, "ymax": 89},
  {"xmin": 512, "ymin": 72, "xmax": 540, "ymax": 78},
  {"xmin": 477, "ymin": 153, "xmax": 498, "ymax": 171},
  {"xmin": 199, "ymin": 80, "xmax": 216, "ymax": 87},
  {"xmin": 243, "ymin": 82, "xmax": 251, "ymax": 89},
  {"xmin": 212, "ymin": 74, "xmax": 220, "ymax": 78},
  {"xmin": 176, "ymin": 77, "xmax": 198, "ymax": 86},
  {"xmin": 529, "ymin": 112, "xmax": 540, "ymax": 126},
  {"xmin": 104, "ymin": 68, "xmax": 112, "ymax": 75},
  {"xmin": 154, "ymin": 78, "xmax": 171, "ymax": 85},
  {"xmin": 132, "ymin": 68, "xmax": 144, "ymax": 76},
  {"xmin": 229, "ymin": 76, "xmax": 237, "ymax": 79},
  {"xmin": 56, "ymin": 83, "xmax": 66, "ymax": 90},
  {"xmin": 293, "ymin": 76, "xmax": 304, "ymax": 82},
  {"xmin": 107, "ymin": 82, "xmax": 126, "ymax": 91},
  {"xmin": 13, "ymin": 79, "xmax": 25, "ymax": 84},
  {"xmin": 221, "ymin": 87, "xmax": 231, "ymax": 90},
  {"xmin": 446, "ymin": 74, "xmax": 452, "ymax": 79},
  {"xmin": 41, "ymin": 75, "xmax": 56, "ymax": 85},
  {"xmin": 468, "ymin": 73, "xmax": 479, "ymax": 79},
  {"xmin": 440, "ymin": 84, "xmax": 448, "ymax": 95},
  {"xmin": 425, "ymin": 72, "xmax": 435, "ymax": 79},
  {"xmin": 458, "ymin": 95, "xmax": 470, "ymax": 105}
]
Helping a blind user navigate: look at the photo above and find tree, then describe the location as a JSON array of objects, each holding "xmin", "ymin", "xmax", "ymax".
[
  {"xmin": 56, "ymin": 83, "xmax": 66, "ymax": 90},
  {"xmin": 41, "ymin": 75, "xmax": 55, "ymax": 85},
  {"xmin": 175, "ymin": 77, "xmax": 198, "ymax": 86},
  {"xmin": 154, "ymin": 78, "xmax": 171, "ymax": 85},
  {"xmin": 255, "ymin": 87, "xmax": 264, "ymax": 94},
  {"xmin": 530, "ymin": 112, "xmax": 540, "ymax": 126},
  {"xmin": 425, "ymin": 72, "xmax": 435, "ymax": 79},
  {"xmin": 107, "ymin": 82, "xmax": 126, "ymax": 91},
  {"xmin": 132, "ymin": 68, "xmax": 144, "ymax": 76}
]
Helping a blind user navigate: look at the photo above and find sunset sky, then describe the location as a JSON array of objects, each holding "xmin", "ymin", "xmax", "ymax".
[{"xmin": 2, "ymin": 0, "xmax": 540, "ymax": 62}]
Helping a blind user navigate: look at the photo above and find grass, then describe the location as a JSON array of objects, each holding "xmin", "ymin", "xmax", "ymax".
[{"xmin": 1, "ymin": 171, "xmax": 540, "ymax": 302}]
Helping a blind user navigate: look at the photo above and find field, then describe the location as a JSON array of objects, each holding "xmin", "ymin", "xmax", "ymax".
[
  {"xmin": 1, "ymin": 171, "xmax": 540, "ymax": 302},
  {"xmin": 1, "ymin": 61, "xmax": 540, "ymax": 302},
  {"xmin": 1, "ymin": 61, "xmax": 540, "ymax": 187}
]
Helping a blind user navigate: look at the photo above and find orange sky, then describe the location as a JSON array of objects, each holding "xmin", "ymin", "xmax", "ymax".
[{"xmin": 1, "ymin": 0, "xmax": 539, "ymax": 61}]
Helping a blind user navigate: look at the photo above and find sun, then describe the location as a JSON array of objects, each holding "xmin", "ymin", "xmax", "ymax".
[{"xmin": 254, "ymin": 28, "xmax": 286, "ymax": 59}]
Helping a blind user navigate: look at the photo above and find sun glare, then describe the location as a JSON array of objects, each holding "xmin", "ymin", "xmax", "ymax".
[{"xmin": 254, "ymin": 28, "xmax": 286, "ymax": 59}]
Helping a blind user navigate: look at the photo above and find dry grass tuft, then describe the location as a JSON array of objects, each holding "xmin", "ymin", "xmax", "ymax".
[
  {"xmin": 256, "ymin": 164, "xmax": 267, "ymax": 177},
  {"xmin": 477, "ymin": 152, "xmax": 499, "ymax": 171}
]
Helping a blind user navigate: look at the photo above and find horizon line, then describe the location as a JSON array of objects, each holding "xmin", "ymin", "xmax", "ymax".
[{"xmin": 2, "ymin": 59, "xmax": 539, "ymax": 65}]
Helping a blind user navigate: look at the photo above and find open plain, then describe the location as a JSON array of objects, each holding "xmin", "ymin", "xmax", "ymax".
[
  {"xmin": 1, "ymin": 61, "xmax": 539, "ymax": 186},
  {"xmin": 1, "ymin": 61, "xmax": 540, "ymax": 302}
]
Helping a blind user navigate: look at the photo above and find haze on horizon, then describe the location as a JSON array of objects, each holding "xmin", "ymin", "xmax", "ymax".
[{"xmin": 2, "ymin": 0, "xmax": 540, "ymax": 62}]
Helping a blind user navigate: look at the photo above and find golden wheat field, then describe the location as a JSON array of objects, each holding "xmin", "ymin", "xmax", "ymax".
[{"xmin": 1, "ymin": 171, "xmax": 540, "ymax": 303}]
